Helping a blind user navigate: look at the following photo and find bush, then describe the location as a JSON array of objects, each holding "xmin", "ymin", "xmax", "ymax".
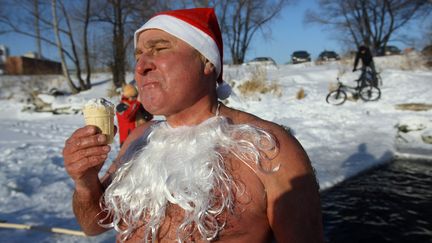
[
  {"xmin": 398, "ymin": 52, "xmax": 428, "ymax": 70},
  {"xmin": 296, "ymin": 88, "xmax": 305, "ymax": 100},
  {"xmin": 237, "ymin": 66, "xmax": 282, "ymax": 97}
]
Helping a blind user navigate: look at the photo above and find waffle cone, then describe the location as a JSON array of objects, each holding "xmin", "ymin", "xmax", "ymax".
[{"xmin": 83, "ymin": 106, "xmax": 115, "ymax": 144}]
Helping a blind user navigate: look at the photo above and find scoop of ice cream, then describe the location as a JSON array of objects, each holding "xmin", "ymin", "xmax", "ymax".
[
  {"xmin": 83, "ymin": 98, "xmax": 115, "ymax": 113},
  {"xmin": 82, "ymin": 98, "xmax": 115, "ymax": 144}
]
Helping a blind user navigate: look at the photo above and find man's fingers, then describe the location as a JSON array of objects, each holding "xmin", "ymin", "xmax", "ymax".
[
  {"xmin": 66, "ymin": 154, "xmax": 108, "ymax": 177},
  {"xmin": 64, "ymin": 133, "xmax": 108, "ymax": 155},
  {"xmin": 64, "ymin": 126, "xmax": 101, "ymax": 153},
  {"xmin": 79, "ymin": 145, "xmax": 110, "ymax": 161},
  {"xmin": 64, "ymin": 144, "xmax": 110, "ymax": 165},
  {"xmin": 71, "ymin": 125, "xmax": 101, "ymax": 139}
]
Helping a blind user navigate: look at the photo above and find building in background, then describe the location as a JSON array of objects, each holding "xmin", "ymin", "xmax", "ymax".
[
  {"xmin": 5, "ymin": 56, "xmax": 62, "ymax": 75},
  {"xmin": 0, "ymin": 45, "xmax": 62, "ymax": 75},
  {"xmin": 23, "ymin": 51, "xmax": 42, "ymax": 59},
  {"xmin": 0, "ymin": 45, "xmax": 9, "ymax": 75}
]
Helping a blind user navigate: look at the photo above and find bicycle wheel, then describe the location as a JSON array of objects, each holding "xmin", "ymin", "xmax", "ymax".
[
  {"xmin": 359, "ymin": 85, "xmax": 381, "ymax": 101},
  {"xmin": 326, "ymin": 89, "xmax": 347, "ymax": 105}
]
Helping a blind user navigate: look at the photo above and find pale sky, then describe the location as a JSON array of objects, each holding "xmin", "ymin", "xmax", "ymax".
[
  {"xmin": 0, "ymin": 1, "xmax": 430, "ymax": 65},
  {"xmin": 246, "ymin": 1, "xmax": 431, "ymax": 64}
]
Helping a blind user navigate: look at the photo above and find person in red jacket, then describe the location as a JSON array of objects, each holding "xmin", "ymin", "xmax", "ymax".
[{"xmin": 116, "ymin": 84, "xmax": 152, "ymax": 147}]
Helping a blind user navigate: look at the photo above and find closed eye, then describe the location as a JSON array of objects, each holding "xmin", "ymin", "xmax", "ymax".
[
  {"xmin": 134, "ymin": 49, "xmax": 143, "ymax": 61},
  {"xmin": 155, "ymin": 46, "xmax": 168, "ymax": 51},
  {"xmin": 135, "ymin": 39, "xmax": 172, "ymax": 61},
  {"xmin": 146, "ymin": 39, "xmax": 171, "ymax": 52},
  {"xmin": 154, "ymin": 43, "xmax": 171, "ymax": 52}
]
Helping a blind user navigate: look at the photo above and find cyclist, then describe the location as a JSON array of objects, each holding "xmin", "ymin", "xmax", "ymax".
[{"xmin": 353, "ymin": 45, "xmax": 378, "ymax": 87}]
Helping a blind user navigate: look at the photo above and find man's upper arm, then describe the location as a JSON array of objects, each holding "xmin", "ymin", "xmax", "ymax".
[{"xmin": 264, "ymin": 126, "xmax": 324, "ymax": 243}]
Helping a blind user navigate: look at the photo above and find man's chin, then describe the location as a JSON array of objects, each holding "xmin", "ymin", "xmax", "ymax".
[{"xmin": 141, "ymin": 101, "xmax": 164, "ymax": 115}]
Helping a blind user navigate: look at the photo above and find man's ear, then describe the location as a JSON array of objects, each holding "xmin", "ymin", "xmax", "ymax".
[{"xmin": 204, "ymin": 60, "xmax": 215, "ymax": 75}]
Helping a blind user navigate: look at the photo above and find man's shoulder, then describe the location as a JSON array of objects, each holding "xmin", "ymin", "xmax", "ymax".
[
  {"xmin": 120, "ymin": 121, "xmax": 157, "ymax": 148},
  {"xmin": 231, "ymin": 109, "xmax": 310, "ymax": 164},
  {"xmin": 230, "ymin": 109, "xmax": 290, "ymax": 139},
  {"xmin": 227, "ymin": 108, "xmax": 304, "ymax": 159},
  {"xmin": 230, "ymin": 109, "xmax": 315, "ymax": 199}
]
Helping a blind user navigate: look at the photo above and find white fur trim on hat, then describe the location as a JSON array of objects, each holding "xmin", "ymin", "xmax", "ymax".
[{"xmin": 134, "ymin": 15, "xmax": 221, "ymax": 78}]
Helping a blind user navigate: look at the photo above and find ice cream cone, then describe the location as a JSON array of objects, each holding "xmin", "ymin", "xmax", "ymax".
[{"xmin": 82, "ymin": 98, "xmax": 115, "ymax": 144}]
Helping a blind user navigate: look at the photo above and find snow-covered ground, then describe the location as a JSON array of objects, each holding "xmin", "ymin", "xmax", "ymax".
[{"xmin": 0, "ymin": 55, "xmax": 431, "ymax": 242}]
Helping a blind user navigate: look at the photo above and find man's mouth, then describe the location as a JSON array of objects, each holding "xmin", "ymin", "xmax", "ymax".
[{"xmin": 141, "ymin": 80, "xmax": 160, "ymax": 89}]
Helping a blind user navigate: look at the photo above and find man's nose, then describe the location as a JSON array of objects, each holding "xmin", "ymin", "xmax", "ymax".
[{"xmin": 135, "ymin": 55, "xmax": 156, "ymax": 75}]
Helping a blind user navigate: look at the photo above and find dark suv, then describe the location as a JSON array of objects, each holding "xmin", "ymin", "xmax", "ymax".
[
  {"xmin": 291, "ymin": 51, "xmax": 311, "ymax": 64},
  {"xmin": 422, "ymin": 45, "xmax": 432, "ymax": 66},
  {"xmin": 318, "ymin": 51, "xmax": 340, "ymax": 61},
  {"xmin": 377, "ymin": 45, "xmax": 401, "ymax": 56}
]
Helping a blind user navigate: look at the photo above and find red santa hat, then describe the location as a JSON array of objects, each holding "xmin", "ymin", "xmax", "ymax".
[
  {"xmin": 134, "ymin": 8, "xmax": 224, "ymax": 82},
  {"xmin": 134, "ymin": 8, "xmax": 232, "ymax": 99}
]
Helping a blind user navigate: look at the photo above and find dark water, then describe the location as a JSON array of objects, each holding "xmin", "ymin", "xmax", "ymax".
[{"xmin": 321, "ymin": 160, "xmax": 432, "ymax": 243}]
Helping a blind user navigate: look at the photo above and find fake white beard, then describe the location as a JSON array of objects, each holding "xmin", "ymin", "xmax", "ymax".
[{"xmin": 100, "ymin": 116, "xmax": 278, "ymax": 242}]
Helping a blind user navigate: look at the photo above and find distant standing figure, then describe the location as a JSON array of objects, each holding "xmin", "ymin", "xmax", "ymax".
[
  {"xmin": 116, "ymin": 84, "xmax": 152, "ymax": 147},
  {"xmin": 353, "ymin": 45, "xmax": 378, "ymax": 87}
]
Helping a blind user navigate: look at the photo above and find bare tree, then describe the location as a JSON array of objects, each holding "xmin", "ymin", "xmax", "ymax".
[
  {"xmin": 51, "ymin": 0, "xmax": 80, "ymax": 93},
  {"xmin": 306, "ymin": 0, "xmax": 431, "ymax": 53},
  {"xmin": 113, "ymin": 0, "xmax": 128, "ymax": 87},
  {"xmin": 180, "ymin": 0, "xmax": 292, "ymax": 64},
  {"xmin": 82, "ymin": 0, "xmax": 91, "ymax": 87},
  {"xmin": 88, "ymin": 29, "xmax": 114, "ymax": 72},
  {"xmin": 57, "ymin": 0, "xmax": 89, "ymax": 89},
  {"xmin": 0, "ymin": 0, "xmax": 59, "ymax": 52},
  {"xmin": 0, "ymin": 0, "xmax": 92, "ymax": 91},
  {"xmin": 63, "ymin": 0, "xmax": 94, "ymax": 88},
  {"xmin": 34, "ymin": 0, "xmax": 42, "ymax": 58},
  {"xmin": 213, "ymin": 0, "xmax": 293, "ymax": 64},
  {"xmin": 0, "ymin": 0, "xmax": 7, "ymax": 35},
  {"xmin": 0, "ymin": 0, "xmax": 46, "ymax": 38},
  {"xmin": 90, "ymin": 0, "xmax": 168, "ymax": 87}
]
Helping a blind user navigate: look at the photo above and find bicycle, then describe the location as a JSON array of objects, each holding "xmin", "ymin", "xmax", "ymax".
[
  {"xmin": 355, "ymin": 66, "xmax": 382, "ymax": 87},
  {"xmin": 326, "ymin": 77, "xmax": 381, "ymax": 105}
]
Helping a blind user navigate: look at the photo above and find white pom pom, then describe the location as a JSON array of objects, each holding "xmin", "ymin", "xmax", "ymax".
[{"xmin": 216, "ymin": 81, "xmax": 232, "ymax": 100}]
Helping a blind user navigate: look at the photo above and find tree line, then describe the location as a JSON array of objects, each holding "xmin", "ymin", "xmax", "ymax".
[
  {"xmin": 0, "ymin": 0, "xmax": 430, "ymax": 94},
  {"xmin": 306, "ymin": 0, "xmax": 431, "ymax": 54}
]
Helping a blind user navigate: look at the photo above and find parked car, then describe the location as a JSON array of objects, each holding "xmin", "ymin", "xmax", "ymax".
[
  {"xmin": 244, "ymin": 57, "xmax": 277, "ymax": 66},
  {"xmin": 318, "ymin": 50, "xmax": 340, "ymax": 61},
  {"xmin": 377, "ymin": 45, "xmax": 401, "ymax": 56},
  {"xmin": 291, "ymin": 51, "xmax": 311, "ymax": 64},
  {"xmin": 422, "ymin": 45, "xmax": 432, "ymax": 56},
  {"xmin": 422, "ymin": 44, "xmax": 432, "ymax": 67}
]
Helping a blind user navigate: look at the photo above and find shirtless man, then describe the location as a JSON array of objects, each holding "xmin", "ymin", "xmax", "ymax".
[{"xmin": 63, "ymin": 8, "xmax": 323, "ymax": 243}]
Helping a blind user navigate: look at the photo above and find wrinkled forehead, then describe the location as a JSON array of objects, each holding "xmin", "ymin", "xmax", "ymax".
[
  {"xmin": 136, "ymin": 29, "xmax": 176, "ymax": 45},
  {"xmin": 136, "ymin": 29, "xmax": 201, "ymax": 55}
]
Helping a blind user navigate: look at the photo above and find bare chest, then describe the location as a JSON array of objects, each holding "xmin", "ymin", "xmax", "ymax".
[{"xmin": 120, "ymin": 168, "xmax": 271, "ymax": 242}]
